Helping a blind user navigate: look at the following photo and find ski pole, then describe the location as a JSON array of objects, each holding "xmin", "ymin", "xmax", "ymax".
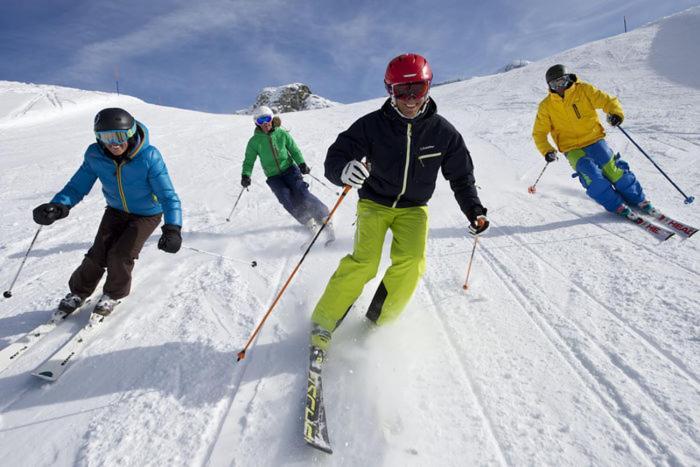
[
  {"xmin": 617, "ymin": 126, "xmax": 694, "ymax": 204},
  {"xmin": 226, "ymin": 187, "xmax": 248, "ymax": 222},
  {"xmin": 527, "ymin": 162, "xmax": 550, "ymax": 194},
  {"xmin": 3, "ymin": 226, "xmax": 43, "ymax": 298},
  {"xmin": 462, "ymin": 235, "xmax": 479, "ymax": 291},
  {"xmin": 307, "ymin": 173, "xmax": 340, "ymax": 195},
  {"xmin": 237, "ymin": 185, "xmax": 352, "ymax": 362},
  {"xmin": 180, "ymin": 245, "xmax": 258, "ymax": 268}
]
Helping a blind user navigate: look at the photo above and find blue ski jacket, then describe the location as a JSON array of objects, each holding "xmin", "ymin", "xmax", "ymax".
[{"xmin": 52, "ymin": 121, "xmax": 182, "ymax": 225}]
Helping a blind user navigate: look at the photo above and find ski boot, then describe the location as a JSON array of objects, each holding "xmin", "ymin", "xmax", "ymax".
[
  {"xmin": 638, "ymin": 200, "xmax": 660, "ymax": 217},
  {"xmin": 615, "ymin": 204, "xmax": 633, "ymax": 219},
  {"xmin": 322, "ymin": 219, "xmax": 335, "ymax": 246},
  {"xmin": 58, "ymin": 293, "xmax": 84, "ymax": 314},
  {"xmin": 304, "ymin": 218, "xmax": 318, "ymax": 235},
  {"xmin": 310, "ymin": 323, "xmax": 332, "ymax": 353},
  {"xmin": 94, "ymin": 294, "xmax": 120, "ymax": 316}
]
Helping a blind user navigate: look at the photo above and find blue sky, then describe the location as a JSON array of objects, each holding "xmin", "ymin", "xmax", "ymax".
[{"xmin": 1, "ymin": 0, "xmax": 697, "ymax": 113}]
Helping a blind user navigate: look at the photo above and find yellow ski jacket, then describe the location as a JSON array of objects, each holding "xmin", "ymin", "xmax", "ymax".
[{"xmin": 532, "ymin": 81, "xmax": 624, "ymax": 156}]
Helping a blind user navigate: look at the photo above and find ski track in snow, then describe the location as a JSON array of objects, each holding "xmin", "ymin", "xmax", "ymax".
[
  {"xmin": 479, "ymin": 208, "xmax": 699, "ymax": 464},
  {"xmin": 1, "ymin": 8, "xmax": 700, "ymax": 466}
]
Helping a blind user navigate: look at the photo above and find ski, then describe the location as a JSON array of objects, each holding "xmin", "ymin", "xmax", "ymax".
[
  {"xmin": 31, "ymin": 311, "xmax": 108, "ymax": 382},
  {"xmin": 323, "ymin": 225, "xmax": 336, "ymax": 247},
  {"xmin": 303, "ymin": 346, "xmax": 332, "ymax": 454},
  {"xmin": 0, "ymin": 300, "xmax": 91, "ymax": 374},
  {"xmin": 622, "ymin": 212, "xmax": 675, "ymax": 241},
  {"xmin": 639, "ymin": 210, "xmax": 698, "ymax": 238}
]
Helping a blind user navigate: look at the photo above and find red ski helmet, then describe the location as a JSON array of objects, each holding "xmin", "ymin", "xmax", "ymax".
[{"xmin": 384, "ymin": 53, "xmax": 433, "ymax": 97}]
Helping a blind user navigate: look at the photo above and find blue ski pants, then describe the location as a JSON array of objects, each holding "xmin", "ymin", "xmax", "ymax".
[
  {"xmin": 266, "ymin": 165, "xmax": 329, "ymax": 225},
  {"xmin": 566, "ymin": 139, "xmax": 646, "ymax": 212}
]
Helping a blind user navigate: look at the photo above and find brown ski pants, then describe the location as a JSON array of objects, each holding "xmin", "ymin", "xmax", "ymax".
[{"xmin": 68, "ymin": 207, "xmax": 162, "ymax": 300}]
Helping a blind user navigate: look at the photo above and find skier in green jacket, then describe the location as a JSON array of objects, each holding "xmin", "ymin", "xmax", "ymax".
[{"xmin": 242, "ymin": 106, "xmax": 333, "ymax": 240}]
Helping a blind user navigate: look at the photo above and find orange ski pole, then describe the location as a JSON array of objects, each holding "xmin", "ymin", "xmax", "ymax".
[
  {"xmin": 462, "ymin": 235, "xmax": 480, "ymax": 291},
  {"xmin": 237, "ymin": 185, "xmax": 352, "ymax": 362}
]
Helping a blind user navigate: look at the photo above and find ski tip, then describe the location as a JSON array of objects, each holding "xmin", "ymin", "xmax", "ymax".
[
  {"xmin": 32, "ymin": 371, "xmax": 56, "ymax": 382},
  {"xmin": 305, "ymin": 439, "xmax": 333, "ymax": 454}
]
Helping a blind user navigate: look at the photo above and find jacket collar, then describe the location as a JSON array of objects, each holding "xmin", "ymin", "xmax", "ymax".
[{"xmin": 381, "ymin": 97, "xmax": 437, "ymax": 124}]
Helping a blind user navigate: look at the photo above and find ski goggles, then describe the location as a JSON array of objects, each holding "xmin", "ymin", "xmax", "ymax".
[
  {"xmin": 255, "ymin": 115, "xmax": 273, "ymax": 125},
  {"xmin": 95, "ymin": 123, "xmax": 137, "ymax": 145},
  {"xmin": 548, "ymin": 75, "xmax": 571, "ymax": 92},
  {"xmin": 391, "ymin": 81, "xmax": 430, "ymax": 100}
]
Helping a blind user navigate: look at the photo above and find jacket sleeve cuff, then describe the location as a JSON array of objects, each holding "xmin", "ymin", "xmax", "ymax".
[{"xmin": 466, "ymin": 206, "xmax": 487, "ymax": 223}]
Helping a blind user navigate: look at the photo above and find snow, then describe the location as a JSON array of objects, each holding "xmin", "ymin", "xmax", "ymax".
[{"xmin": 1, "ymin": 7, "xmax": 699, "ymax": 466}]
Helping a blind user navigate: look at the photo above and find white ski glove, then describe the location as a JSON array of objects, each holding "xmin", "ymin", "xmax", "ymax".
[{"xmin": 340, "ymin": 160, "xmax": 370, "ymax": 189}]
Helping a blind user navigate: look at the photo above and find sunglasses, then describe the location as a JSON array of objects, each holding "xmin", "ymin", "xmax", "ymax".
[
  {"xmin": 95, "ymin": 123, "xmax": 137, "ymax": 145},
  {"xmin": 391, "ymin": 81, "xmax": 430, "ymax": 100},
  {"xmin": 256, "ymin": 115, "xmax": 273, "ymax": 125},
  {"xmin": 548, "ymin": 75, "xmax": 571, "ymax": 91}
]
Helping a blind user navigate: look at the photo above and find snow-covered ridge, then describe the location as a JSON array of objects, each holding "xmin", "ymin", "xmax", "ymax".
[
  {"xmin": 495, "ymin": 59, "xmax": 531, "ymax": 73},
  {"xmin": 0, "ymin": 81, "xmax": 142, "ymax": 129},
  {"xmin": 237, "ymin": 82, "xmax": 338, "ymax": 114}
]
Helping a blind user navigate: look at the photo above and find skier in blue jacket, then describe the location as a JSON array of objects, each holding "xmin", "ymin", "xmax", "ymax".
[{"xmin": 32, "ymin": 108, "xmax": 182, "ymax": 315}]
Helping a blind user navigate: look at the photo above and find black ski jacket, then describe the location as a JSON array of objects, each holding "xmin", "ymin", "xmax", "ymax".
[{"xmin": 324, "ymin": 98, "xmax": 486, "ymax": 221}]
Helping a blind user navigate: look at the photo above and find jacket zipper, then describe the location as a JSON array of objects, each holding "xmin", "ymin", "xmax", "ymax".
[
  {"xmin": 393, "ymin": 123, "xmax": 412, "ymax": 208},
  {"xmin": 113, "ymin": 160, "xmax": 129, "ymax": 212},
  {"xmin": 572, "ymin": 103, "xmax": 581, "ymax": 119},
  {"xmin": 266, "ymin": 133, "xmax": 283, "ymax": 174}
]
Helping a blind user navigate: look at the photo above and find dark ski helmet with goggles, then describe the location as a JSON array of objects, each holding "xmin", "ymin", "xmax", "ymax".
[
  {"xmin": 545, "ymin": 64, "xmax": 577, "ymax": 93},
  {"xmin": 94, "ymin": 108, "xmax": 137, "ymax": 145}
]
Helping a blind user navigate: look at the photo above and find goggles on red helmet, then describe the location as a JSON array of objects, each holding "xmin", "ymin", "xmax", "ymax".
[
  {"xmin": 95, "ymin": 122, "xmax": 137, "ymax": 145},
  {"xmin": 390, "ymin": 81, "xmax": 430, "ymax": 100}
]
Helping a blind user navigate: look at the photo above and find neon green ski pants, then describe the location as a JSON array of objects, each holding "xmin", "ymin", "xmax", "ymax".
[{"xmin": 311, "ymin": 199, "xmax": 428, "ymax": 336}]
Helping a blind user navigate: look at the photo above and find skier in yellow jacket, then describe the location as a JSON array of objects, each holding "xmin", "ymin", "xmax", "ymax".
[{"xmin": 532, "ymin": 64, "xmax": 655, "ymax": 217}]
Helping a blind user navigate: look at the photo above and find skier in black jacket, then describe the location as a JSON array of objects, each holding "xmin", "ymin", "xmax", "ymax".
[{"xmin": 310, "ymin": 53, "xmax": 489, "ymax": 354}]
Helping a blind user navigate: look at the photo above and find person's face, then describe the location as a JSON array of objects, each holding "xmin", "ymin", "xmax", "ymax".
[
  {"xmin": 106, "ymin": 142, "xmax": 128, "ymax": 156},
  {"xmin": 395, "ymin": 94, "xmax": 427, "ymax": 118},
  {"xmin": 259, "ymin": 121, "xmax": 273, "ymax": 133}
]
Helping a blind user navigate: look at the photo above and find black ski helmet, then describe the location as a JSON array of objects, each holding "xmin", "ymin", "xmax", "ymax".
[
  {"xmin": 94, "ymin": 108, "xmax": 134, "ymax": 132},
  {"xmin": 545, "ymin": 64, "xmax": 567, "ymax": 84}
]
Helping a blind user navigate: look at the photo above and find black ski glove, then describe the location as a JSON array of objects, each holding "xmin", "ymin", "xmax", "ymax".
[
  {"xmin": 544, "ymin": 151, "xmax": 558, "ymax": 163},
  {"xmin": 298, "ymin": 163, "xmax": 311, "ymax": 175},
  {"xmin": 241, "ymin": 175, "xmax": 251, "ymax": 188},
  {"xmin": 607, "ymin": 114, "xmax": 623, "ymax": 127},
  {"xmin": 469, "ymin": 215, "xmax": 490, "ymax": 235},
  {"xmin": 33, "ymin": 203, "xmax": 70, "ymax": 225},
  {"xmin": 158, "ymin": 224, "xmax": 182, "ymax": 254}
]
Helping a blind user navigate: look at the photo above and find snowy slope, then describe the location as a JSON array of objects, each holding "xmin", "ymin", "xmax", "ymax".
[{"xmin": 1, "ymin": 7, "xmax": 699, "ymax": 466}]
